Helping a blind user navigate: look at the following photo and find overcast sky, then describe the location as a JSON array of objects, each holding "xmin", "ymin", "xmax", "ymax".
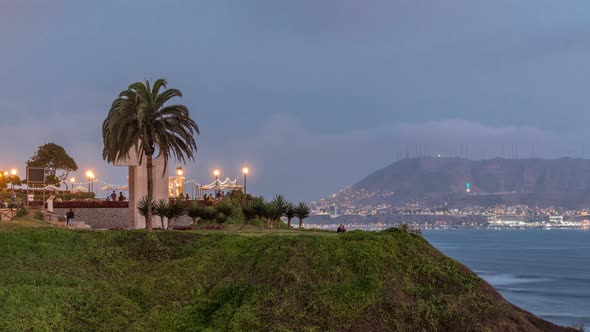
[{"xmin": 2, "ymin": 1, "xmax": 590, "ymax": 202}]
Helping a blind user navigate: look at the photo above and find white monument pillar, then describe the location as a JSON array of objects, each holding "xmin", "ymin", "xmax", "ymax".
[{"xmin": 114, "ymin": 148, "xmax": 169, "ymax": 229}]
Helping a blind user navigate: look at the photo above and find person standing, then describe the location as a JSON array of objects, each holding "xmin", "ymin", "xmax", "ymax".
[
  {"xmin": 110, "ymin": 191, "xmax": 117, "ymax": 201},
  {"xmin": 66, "ymin": 208, "xmax": 75, "ymax": 228}
]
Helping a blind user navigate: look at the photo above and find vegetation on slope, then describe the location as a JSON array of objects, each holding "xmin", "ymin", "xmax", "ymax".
[{"xmin": 0, "ymin": 219, "xmax": 573, "ymax": 331}]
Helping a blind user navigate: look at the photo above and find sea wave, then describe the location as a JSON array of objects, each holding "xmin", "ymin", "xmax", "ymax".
[
  {"xmin": 496, "ymin": 287, "xmax": 590, "ymax": 299},
  {"xmin": 478, "ymin": 273, "xmax": 553, "ymax": 285}
]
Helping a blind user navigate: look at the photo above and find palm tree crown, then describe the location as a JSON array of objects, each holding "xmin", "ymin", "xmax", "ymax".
[{"xmin": 102, "ymin": 79, "xmax": 199, "ymax": 166}]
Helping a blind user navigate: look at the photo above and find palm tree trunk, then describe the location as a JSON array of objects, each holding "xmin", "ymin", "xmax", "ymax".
[
  {"xmin": 146, "ymin": 153, "xmax": 153, "ymax": 231},
  {"xmin": 287, "ymin": 217, "xmax": 291, "ymax": 229},
  {"xmin": 299, "ymin": 218, "xmax": 302, "ymax": 229}
]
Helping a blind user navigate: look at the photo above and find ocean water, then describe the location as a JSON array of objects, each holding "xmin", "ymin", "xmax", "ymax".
[{"xmin": 423, "ymin": 229, "xmax": 590, "ymax": 328}]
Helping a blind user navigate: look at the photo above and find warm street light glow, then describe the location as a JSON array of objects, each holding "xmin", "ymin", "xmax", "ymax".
[
  {"xmin": 2, "ymin": 171, "xmax": 6, "ymax": 176},
  {"xmin": 10, "ymin": 169, "xmax": 17, "ymax": 176},
  {"xmin": 213, "ymin": 169, "xmax": 220, "ymax": 177},
  {"xmin": 70, "ymin": 177, "xmax": 76, "ymax": 183},
  {"xmin": 85, "ymin": 170, "xmax": 95, "ymax": 179},
  {"xmin": 242, "ymin": 167, "xmax": 249, "ymax": 175},
  {"xmin": 176, "ymin": 167, "xmax": 183, "ymax": 176}
]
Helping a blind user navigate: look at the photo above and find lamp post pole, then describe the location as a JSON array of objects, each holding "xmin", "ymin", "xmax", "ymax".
[
  {"xmin": 85, "ymin": 171, "xmax": 95, "ymax": 195},
  {"xmin": 213, "ymin": 169, "xmax": 220, "ymax": 197},
  {"xmin": 242, "ymin": 167, "xmax": 249, "ymax": 194}
]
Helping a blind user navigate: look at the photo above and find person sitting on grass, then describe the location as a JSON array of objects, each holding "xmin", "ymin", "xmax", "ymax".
[{"xmin": 337, "ymin": 224, "xmax": 347, "ymax": 233}]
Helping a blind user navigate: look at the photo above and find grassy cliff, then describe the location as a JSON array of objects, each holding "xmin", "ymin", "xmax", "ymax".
[{"xmin": 0, "ymin": 219, "xmax": 574, "ymax": 331}]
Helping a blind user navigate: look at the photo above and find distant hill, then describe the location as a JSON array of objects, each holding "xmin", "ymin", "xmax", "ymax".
[{"xmin": 319, "ymin": 157, "xmax": 590, "ymax": 209}]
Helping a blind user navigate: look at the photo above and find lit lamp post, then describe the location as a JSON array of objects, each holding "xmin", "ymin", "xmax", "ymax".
[
  {"xmin": 70, "ymin": 177, "xmax": 76, "ymax": 193},
  {"xmin": 213, "ymin": 169, "xmax": 220, "ymax": 197},
  {"xmin": 242, "ymin": 167, "xmax": 249, "ymax": 194},
  {"xmin": 85, "ymin": 170, "xmax": 95, "ymax": 194},
  {"xmin": 10, "ymin": 169, "xmax": 17, "ymax": 190}
]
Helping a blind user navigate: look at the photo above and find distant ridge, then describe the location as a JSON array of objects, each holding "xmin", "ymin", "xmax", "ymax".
[{"xmin": 319, "ymin": 157, "xmax": 590, "ymax": 209}]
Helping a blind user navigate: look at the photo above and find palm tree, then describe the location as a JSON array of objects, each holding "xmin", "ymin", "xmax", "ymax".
[
  {"xmin": 102, "ymin": 79, "xmax": 199, "ymax": 231},
  {"xmin": 240, "ymin": 202, "xmax": 257, "ymax": 230},
  {"xmin": 137, "ymin": 196, "xmax": 153, "ymax": 224},
  {"xmin": 284, "ymin": 202, "xmax": 296, "ymax": 229},
  {"xmin": 186, "ymin": 201, "xmax": 203, "ymax": 227},
  {"xmin": 295, "ymin": 202, "xmax": 310, "ymax": 229},
  {"xmin": 154, "ymin": 200, "xmax": 170, "ymax": 229},
  {"xmin": 264, "ymin": 202, "xmax": 282, "ymax": 230},
  {"xmin": 251, "ymin": 197, "xmax": 267, "ymax": 230},
  {"xmin": 167, "ymin": 199, "xmax": 186, "ymax": 229},
  {"xmin": 271, "ymin": 195, "xmax": 287, "ymax": 229}
]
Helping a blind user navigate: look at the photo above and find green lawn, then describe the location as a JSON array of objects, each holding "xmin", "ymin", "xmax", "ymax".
[{"xmin": 0, "ymin": 217, "xmax": 569, "ymax": 331}]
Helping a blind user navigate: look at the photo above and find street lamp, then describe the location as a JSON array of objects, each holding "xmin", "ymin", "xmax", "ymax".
[
  {"xmin": 176, "ymin": 167, "xmax": 183, "ymax": 176},
  {"xmin": 85, "ymin": 170, "xmax": 95, "ymax": 193},
  {"xmin": 242, "ymin": 167, "xmax": 249, "ymax": 194},
  {"xmin": 70, "ymin": 177, "xmax": 76, "ymax": 193},
  {"xmin": 9, "ymin": 169, "xmax": 17, "ymax": 189},
  {"xmin": 213, "ymin": 169, "xmax": 220, "ymax": 197}
]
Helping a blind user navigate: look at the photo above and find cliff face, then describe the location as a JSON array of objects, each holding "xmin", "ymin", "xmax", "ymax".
[
  {"xmin": 325, "ymin": 157, "xmax": 590, "ymax": 209},
  {"xmin": 0, "ymin": 222, "xmax": 574, "ymax": 331}
]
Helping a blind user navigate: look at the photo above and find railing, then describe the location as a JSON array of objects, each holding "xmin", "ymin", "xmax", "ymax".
[{"xmin": 47, "ymin": 201, "xmax": 129, "ymax": 209}]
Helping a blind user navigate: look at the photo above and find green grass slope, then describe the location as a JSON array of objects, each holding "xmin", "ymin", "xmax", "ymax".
[{"xmin": 0, "ymin": 219, "xmax": 574, "ymax": 331}]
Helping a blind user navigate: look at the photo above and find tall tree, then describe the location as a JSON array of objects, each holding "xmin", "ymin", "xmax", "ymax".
[
  {"xmin": 295, "ymin": 202, "xmax": 310, "ymax": 229},
  {"xmin": 26, "ymin": 143, "xmax": 78, "ymax": 187},
  {"xmin": 102, "ymin": 79, "xmax": 199, "ymax": 231}
]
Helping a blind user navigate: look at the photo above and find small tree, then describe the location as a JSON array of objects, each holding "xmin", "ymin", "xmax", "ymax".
[
  {"xmin": 215, "ymin": 200, "xmax": 234, "ymax": 219},
  {"xmin": 154, "ymin": 200, "xmax": 170, "ymax": 229},
  {"xmin": 167, "ymin": 199, "xmax": 186, "ymax": 229},
  {"xmin": 264, "ymin": 202, "xmax": 282, "ymax": 230},
  {"xmin": 240, "ymin": 202, "xmax": 257, "ymax": 230},
  {"xmin": 27, "ymin": 143, "xmax": 78, "ymax": 187},
  {"xmin": 295, "ymin": 202, "xmax": 310, "ymax": 229},
  {"xmin": 186, "ymin": 201, "xmax": 203, "ymax": 226},
  {"xmin": 271, "ymin": 195, "xmax": 287, "ymax": 229},
  {"xmin": 200, "ymin": 206, "xmax": 217, "ymax": 223},
  {"xmin": 284, "ymin": 202, "xmax": 296, "ymax": 229},
  {"xmin": 251, "ymin": 197, "xmax": 267, "ymax": 230},
  {"xmin": 137, "ymin": 196, "xmax": 154, "ymax": 225}
]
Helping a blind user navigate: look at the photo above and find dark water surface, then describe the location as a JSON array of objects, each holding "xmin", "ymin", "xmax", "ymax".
[{"xmin": 422, "ymin": 229, "xmax": 590, "ymax": 328}]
